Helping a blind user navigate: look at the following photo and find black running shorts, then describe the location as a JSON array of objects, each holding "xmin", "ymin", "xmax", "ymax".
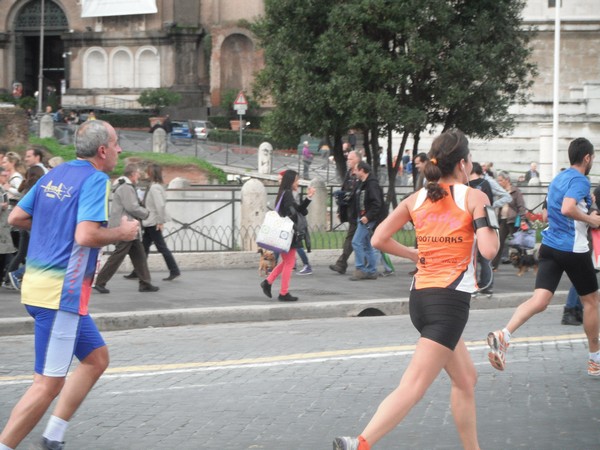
[
  {"xmin": 409, "ymin": 288, "xmax": 471, "ymax": 351},
  {"xmin": 535, "ymin": 244, "xmax": 598, "ymax": 296}
]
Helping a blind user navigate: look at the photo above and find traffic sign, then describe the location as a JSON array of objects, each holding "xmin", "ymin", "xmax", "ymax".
[
  {"xmin": 233, "ymin": 104, "xmax": 247, "ymax": 115},
  {"xmin": 234, "ymin": 91, "xmax": 248, "ymax": 106}
]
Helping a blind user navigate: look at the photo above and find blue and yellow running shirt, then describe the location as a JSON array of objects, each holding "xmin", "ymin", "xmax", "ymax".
[
  {"xmin": 17, "ymin": 160, "xmax": 111, "ymax": 315},
  {"xmin": 542, "ymin": 167, "xmax": 591, "ymax": 253}
]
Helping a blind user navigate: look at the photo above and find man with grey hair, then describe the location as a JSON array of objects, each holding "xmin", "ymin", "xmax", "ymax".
[
  {"xmin": 1, "ymin": 120, "xmax": 139, "ymax": 450},
  {"xmin": 492, "ymin": 170, "xmax": 527, "ymax": 269},
  {"xmin": 330, "ymin": 150, "xmax": 361, "ymax": 274},
  {"xmin": 94, "ymin": 163, "xmax": 159, "ymax": 294}
]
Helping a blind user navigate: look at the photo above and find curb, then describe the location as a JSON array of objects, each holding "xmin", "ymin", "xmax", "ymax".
[{"xmin": 0, "ymin": 291, "xmax": 567, "ymax": 337}]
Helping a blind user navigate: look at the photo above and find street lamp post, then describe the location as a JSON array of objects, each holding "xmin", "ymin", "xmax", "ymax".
[
  {"xmin": 37, "ymin": 0, "xmax": 45, "ymax": 114},
  {"xmin": 552, "ymin": 0, "xmax": 561, "ymax": 178}
]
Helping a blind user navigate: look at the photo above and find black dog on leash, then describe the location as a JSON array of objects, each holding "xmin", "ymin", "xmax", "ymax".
[{"xmin": 509, "ymin": 247, "xmax": 538, "ymax": 276}]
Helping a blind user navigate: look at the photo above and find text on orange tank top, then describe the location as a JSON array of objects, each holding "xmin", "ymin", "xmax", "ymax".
[{"xmin": 410, "ymin": 183, "xmax": 477, "ymax": 292}]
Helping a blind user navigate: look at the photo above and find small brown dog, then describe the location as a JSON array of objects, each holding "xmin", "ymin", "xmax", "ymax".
[
  {"xmin": 510, "ymin": 248, "xmax": 538, "ymax": 276},
  {"xmin": 258, "ymin": 248, "xmax": 276, "ymax": 277}
]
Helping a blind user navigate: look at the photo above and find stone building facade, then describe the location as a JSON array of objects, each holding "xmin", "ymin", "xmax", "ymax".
[{"xmin": 0, "ymin": 0, "xmax": 264, "ymax": 117}]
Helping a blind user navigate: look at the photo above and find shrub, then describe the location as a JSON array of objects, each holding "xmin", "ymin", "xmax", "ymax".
[
  {"xmin": 138, "ymin": 88, "xmax": 182, "ymax": 115},
  {"xmin": 100, "ymin": 113, "xmax": 153, "ymax": 128}
]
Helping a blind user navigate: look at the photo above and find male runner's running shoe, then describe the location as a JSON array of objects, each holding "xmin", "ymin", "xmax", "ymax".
[
  {"xmin": 589, "ymin": 359, "xmax": 600, "ymax": 377},
  {"xmin": 41, "ymin": 437, "xmax": 65, "ymax": 450},
  {"xmin": 487, "ymin": 330, "xmax": 509, "ymax": 371},
  {"xmin": 333, "ymin": 436, "xmax": 359, "ymax": 450}
]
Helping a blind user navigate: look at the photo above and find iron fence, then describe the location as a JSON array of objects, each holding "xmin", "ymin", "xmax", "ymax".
[{"xmin": 145, "ymin": 185, "xmax": 548, "ymax": 254}]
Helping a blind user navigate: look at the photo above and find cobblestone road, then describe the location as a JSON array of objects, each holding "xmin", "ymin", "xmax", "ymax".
[{"xmin": 0, "ymin": 306, "xmax": 598, "ymax": 450}]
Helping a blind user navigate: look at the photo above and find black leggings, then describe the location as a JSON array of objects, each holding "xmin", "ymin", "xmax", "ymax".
[
  {"xmin": 409, "ymin": 288, "xmax": 471, "ymax": 350},
  {"xmin": 7, "ymin": 230, "xmax": 29, "ymax": 274}
]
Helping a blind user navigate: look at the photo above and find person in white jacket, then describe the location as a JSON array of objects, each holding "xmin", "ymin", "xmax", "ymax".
[{"xmin": 141, "ymin": 164, "xmax": 180, "ymax": 281}]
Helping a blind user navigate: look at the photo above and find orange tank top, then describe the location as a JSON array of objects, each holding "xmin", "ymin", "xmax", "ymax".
[{"xmin": 410, "ymin": 183, "xmax": 477, "ymax": 292}]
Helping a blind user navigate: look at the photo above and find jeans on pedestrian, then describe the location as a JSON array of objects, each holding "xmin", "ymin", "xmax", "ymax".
[
  {"xmin": 477, "ymin": 251, "xmax": 493, "ymax": 291},
  {"xmin": 352, "ymin": 220, "xmax": 377, "ymax": 274},
  {"xmin": 142, "ymin": 226, "xmax": 180, "ymax": 276},
  {"xmin": 297, "ymin": 247, "xmax": 309, "ymax": 266},
  {"xmin": 303, "ymin": 161, "xmax": 310, "ymax": 179},
  {"xmin": 566, "ymin": 285, "xmax": 584, "ymax": 309},
  {"xmin": 374, "ymin": 249, "xmax": 393, "ymax": 273}
]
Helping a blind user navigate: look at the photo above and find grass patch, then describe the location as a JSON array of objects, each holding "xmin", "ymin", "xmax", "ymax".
[
  {"xmin": 29, "ymin": 136, "xmax": 226, "ymax": 183},
  {"xmin": 309, "ymin": 229, "xmax": 415, "ymax": 250}
]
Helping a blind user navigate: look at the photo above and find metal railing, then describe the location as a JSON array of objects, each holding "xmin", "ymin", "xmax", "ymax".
[{"xmin": 144, "ymin": 186, "xmax": 549, "ymax": 254}]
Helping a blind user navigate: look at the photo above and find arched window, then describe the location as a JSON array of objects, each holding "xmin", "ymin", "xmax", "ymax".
[
  {"xmin": 111, "ymin": 48, "xmax": 134, "ymax": 88},
  {"xmin": 83, "ymin": 48, "xmax": 108, "ymax": 88},
  {"xmin": 220, "ymin": 34, "xmax": 254, "ymax": 93},
  {"xmin": 136, "ymin": 47, "xmax": 160, "ymax": 88}
]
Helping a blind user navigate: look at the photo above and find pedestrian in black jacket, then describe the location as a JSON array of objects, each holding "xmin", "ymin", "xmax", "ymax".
[{"xmin": 330, "ymin": 150, "xmax": 361, "ymax": 274}]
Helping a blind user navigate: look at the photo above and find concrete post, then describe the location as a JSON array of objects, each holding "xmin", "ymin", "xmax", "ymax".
[
  {"xmin": 308, "ymin": 178, "xmax": 327, "ymax": 232},
  {"xmin": 241, "ymin": 179, "xmax": 267, "ymax": 251},
  {"xmin": 258, "ymin": 142, "xmax": 273, "ymax": 174},
  {"xmin": 152, "ymin": 128, "xmax": 167, "ymax": 153},
  {"xmin": 39, "ymin": 114, "xmax": 54, "ymax": 138},
  {"xmin": 538, "ymin": 123, "xmax": 553, "ymax": 183}
]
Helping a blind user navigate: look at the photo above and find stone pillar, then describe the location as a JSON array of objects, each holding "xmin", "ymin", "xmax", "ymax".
[
  {"xmin": 538, "ymin": 123, "xmax": 553, "ymax": 183},
  {"xmin": 241, "ymin": 179, "xmax": 267, "ymax": 251},
  {"xmin": 152, "ymin": 128, "xmax": 167, "ymax": 153},
  {"xmin": 307, "ymin": 178, "xmax": 327, "ymax": 232},
  {"xmin": 168, "ymin": 177, "xmax": 190, "ymax": 191},
  {"xmin": 39, "ymin": 114, "xmax": 54, "ymax": 138},
  {"xmin": 258, "ymin": 142, "xmax": 273, "ymax": 175}
]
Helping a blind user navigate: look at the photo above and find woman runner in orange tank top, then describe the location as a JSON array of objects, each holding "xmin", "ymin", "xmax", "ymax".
[{"xmin": 333, "ymin": 130, "xmax": 499, "ymax": 450}]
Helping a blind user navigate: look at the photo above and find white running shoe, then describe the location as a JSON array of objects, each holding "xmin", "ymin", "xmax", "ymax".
[
  {"xmin": 333, "ymin": 436, "xmax": 359, "ymax": 450},
  {"xmin": 487, "ymin": 330, "xmax": 509, "ymax": 371}
]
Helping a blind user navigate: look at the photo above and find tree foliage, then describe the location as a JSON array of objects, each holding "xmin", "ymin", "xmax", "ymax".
[
  {"xmin": 138, "ymin": 88, "xmax": 182, "ymax": 115},
  {"xmin": 253, "ymin": 0, "xmax": 537, "ymax": 187}
]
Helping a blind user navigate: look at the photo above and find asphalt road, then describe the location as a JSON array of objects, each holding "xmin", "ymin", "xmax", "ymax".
[{"xmin": 0, "ymin": 307, "xmax": 598, "ymax": 450}]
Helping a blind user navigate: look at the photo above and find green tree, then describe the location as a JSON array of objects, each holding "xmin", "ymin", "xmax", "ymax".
[
  {"xmin": 254, "ymin": 0, "xmax": 536, "ymax": 189},
  {"xmin": 253, "ymin": 0, "xmax": 353, "ymax": 180},
  {"xmin": 138, "ymin": 88, "xmax": 182, "ymax": 115}
]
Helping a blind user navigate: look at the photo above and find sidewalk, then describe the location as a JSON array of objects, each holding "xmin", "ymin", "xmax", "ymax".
[{"xmin": 0, "ymin": 257, "xmax": 570, "ymax": 336}]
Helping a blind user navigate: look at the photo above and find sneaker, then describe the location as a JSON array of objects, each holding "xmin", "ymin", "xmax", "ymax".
[
  {"xmin": 260, "ymin": 279, "xmax": 272, "ymax": 298},
  {"xmin": 2, "ymin": 281, "xmax": 15, "ymax": 290},
  {"xmin": 379, "ymin": 270, "xmax": 394, "ymax": 277},
  {"xmin": 333, "ymin": 436, "xmax": 359, "ymax": 450},
  {"xmin": 123, "ymin": 272, "xmax": 138, "ymax": 280},
  {"xmin": 329, "ymin": 264, "xmax": 346, "ymax": 275},
  {"xmin": 349, "ymin": 270, "xmax": 369, "ymax": 281},
  {"xmin": 41, "ymin": 437, "xmax": 65, "ymax": 450},
  {"xmin": 8, "ymin": 271, "xmax": 21, "ymax": 291},
  {"xmin": 139, "ymin": 284, "xmax": 159, "ymax": 292},
  {"xmin": 589, "ymin": 359, "xmax": 600, "ymax": 377},
  {"xmin": 278, "ymin": 293, "xmax": 298, "ymax": 302},
  {"xmin": 93, "ymin": 284, "xmax": 110, "ymax": 294},
  {"xmin": 487, "ymin": 330, "xmax": 509, "ymax": 371},
  {"xmin": 561, "ymin": 307, "xmax": 582, "ymax": 326},
  {"xmin": 298, "ymin": 265, "xmax": 313, "ymax": 275}
]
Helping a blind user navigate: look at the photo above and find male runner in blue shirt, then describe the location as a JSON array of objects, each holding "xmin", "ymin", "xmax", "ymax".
[
  {"xmin": 0, "ymin": 120, "xmax": 138, "ymax": 450},
  {"xmin": 487, "ymin": 137, "xmax": 600, "ymax": 377}
]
